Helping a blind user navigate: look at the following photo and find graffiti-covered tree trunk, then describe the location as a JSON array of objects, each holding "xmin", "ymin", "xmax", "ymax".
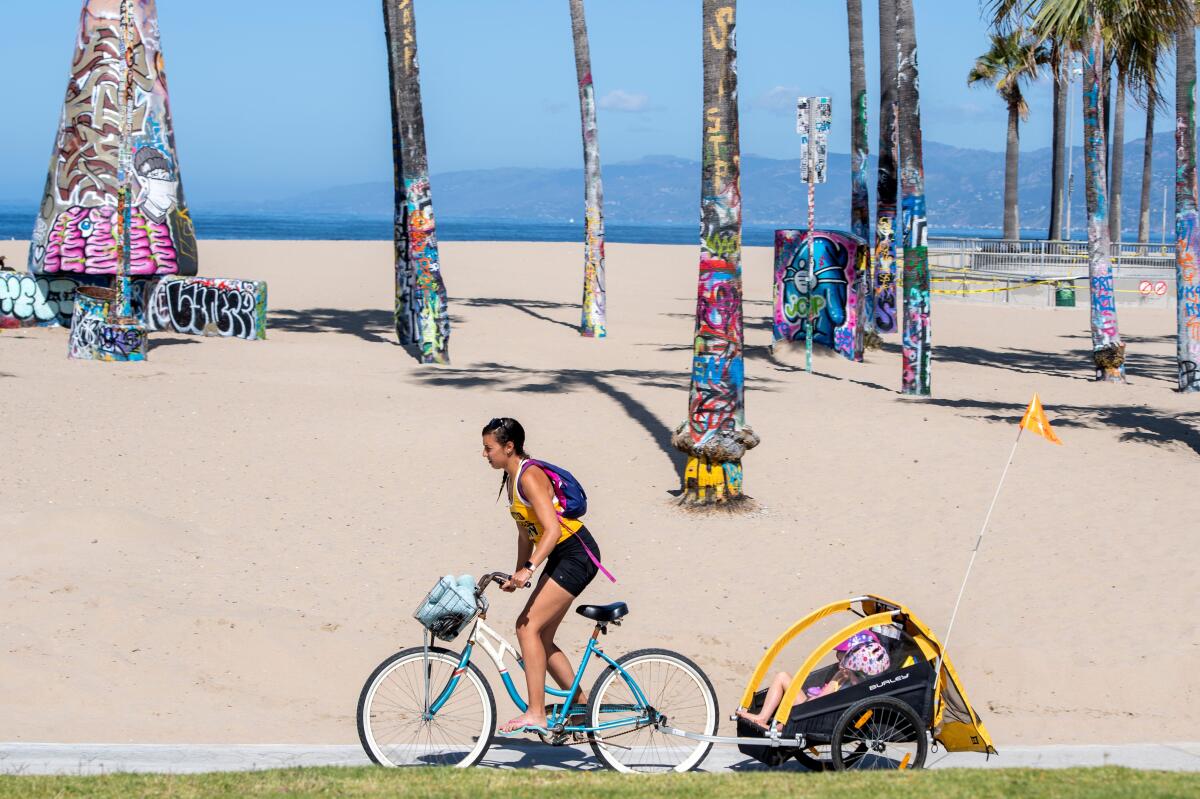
[
  {"xmin": 1138, "ymin": 76, "xmax": 1156, "ymax": 243},
  {"xmin": 383, "ymin": 0, "xmax": 450, "ymax": 364},
  {"xmin": 1082, "ymin": 5, "xmax": 1125, "ymax": 381},
  {"xmin": 671, "ymin": 0, "xmax": 758, "ymax": 505},
  {"xmin": 1175, "ymin": 18, "xmax": 1200, "ymax": 391},
  {"xmin": 896, "ymin": 0, "xmax": 930, "ymax": 396},
  {"xmin": 569, "ymin": 0, "xmax": 607, "ymax": 338},
  {"xmin": 847, "ymin": 0, "xmax": 870, "ymax": 249},
  {"xmin": 873, "ymin": 0, "xmax": 899, "ymax": 335}
]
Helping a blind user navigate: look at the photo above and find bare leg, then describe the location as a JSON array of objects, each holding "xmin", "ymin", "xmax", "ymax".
[
  {"xmin": 736, "ymin": 672, "xmax": 801, "ymax": 726},
  {"xmin": 541, "ymin": 606, "xmax": 589, "ymax": 709},
  {"xmin": 501, "ymin": 575, "xmax": 576, "ymax": 732}
]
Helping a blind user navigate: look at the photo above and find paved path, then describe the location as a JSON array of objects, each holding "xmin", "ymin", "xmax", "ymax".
[{"xmin": 2, "ymin": 741, "xmax": 1198, "ymax": 775}]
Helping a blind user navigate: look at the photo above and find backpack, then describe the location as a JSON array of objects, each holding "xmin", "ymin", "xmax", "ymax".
[{"xmin": 521, "ymin": 459, "xmax": 588, "ymax": 518}]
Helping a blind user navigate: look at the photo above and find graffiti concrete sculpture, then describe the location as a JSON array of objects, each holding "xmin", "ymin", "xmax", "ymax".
[
  {"xmin": 772, "ymin": 229, "xmax": 867, "ymax": 362},
  {"xmin": 146, "ymin": 276, "xmax": 268, "ymax": 340},
  {"xmin": 67, "ymin": 286, "xmax": 148, "ymax": 361},
  {"xmin": 30, "ymin": 0, "xmax": 197, "ymax": 280}
]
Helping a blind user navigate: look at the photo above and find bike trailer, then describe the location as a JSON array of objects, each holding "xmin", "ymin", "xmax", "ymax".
[{"xmin": 735, "ymin": 595, "xmax": 995, "ymax": 769}]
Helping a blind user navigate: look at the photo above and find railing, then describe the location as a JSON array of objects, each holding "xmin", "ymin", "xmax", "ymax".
[{"xmin": 926, "ymin": 236, "xmax": 1175, "ymax": 277}]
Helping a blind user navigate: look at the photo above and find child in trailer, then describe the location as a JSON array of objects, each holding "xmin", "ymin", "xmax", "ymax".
[{"xmin": 735, "ymin": 631, "xmax": 892, "ymax": 728}]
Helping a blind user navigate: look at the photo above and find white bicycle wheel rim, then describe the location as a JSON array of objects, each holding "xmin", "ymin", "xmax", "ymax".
[
  {"xmin": 592, "ymin": 654, "xmax": 716, "ymax": 773},
  {"xmin": 362, "ymin": 652, "xmax": 492, "ymax": 768}
]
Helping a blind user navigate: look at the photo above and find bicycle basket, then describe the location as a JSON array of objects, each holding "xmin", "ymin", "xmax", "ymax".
[{"xmin": 412, "ymin": 577, "xmax": 483, "ymax": 641}]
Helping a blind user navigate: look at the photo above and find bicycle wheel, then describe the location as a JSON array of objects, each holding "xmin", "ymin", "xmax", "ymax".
[
  {"xmin": 357, "ymin": 645, "xmax": 495, "ymax": 768},
  {"xmin": 830, "ymin": 697, "xmax": 927, "ymax": 771},
  {"xmin": 587, "ymin": 648, "xmax": 718, "ymax": 773}
]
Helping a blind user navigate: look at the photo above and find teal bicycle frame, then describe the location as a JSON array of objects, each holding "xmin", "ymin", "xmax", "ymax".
[{"xmin": 424, "ymin": 616, "xmax": 652, "ymax": 734}]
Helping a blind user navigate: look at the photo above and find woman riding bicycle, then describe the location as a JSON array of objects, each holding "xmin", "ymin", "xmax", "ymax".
[{"xmin": 481, "ymin": 417, "xmax": 604, "ymax": 733}]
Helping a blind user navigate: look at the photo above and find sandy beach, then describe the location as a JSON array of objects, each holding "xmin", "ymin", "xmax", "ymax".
[{"xmin": 1, "ymin": 238, "xmax": 1195, "ymax": 747}]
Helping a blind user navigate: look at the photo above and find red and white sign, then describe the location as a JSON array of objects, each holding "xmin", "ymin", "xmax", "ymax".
[
  {"xmin": 1154, "ymin": 281, "xmax": 1168, "ymax": 296},
  {"xmin": 1138, "ymin": 280, "xmax": 1153, "ymax": 295}
]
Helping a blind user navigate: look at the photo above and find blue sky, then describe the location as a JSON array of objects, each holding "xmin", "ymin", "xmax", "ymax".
[{"xmin": 0, "ymin": 1, "xmax": 1181, "ymax": 207}]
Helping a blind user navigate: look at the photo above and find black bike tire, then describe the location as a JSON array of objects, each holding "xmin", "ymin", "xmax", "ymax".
[{"xmin": 830, "ymin": 696, "xmax": 927, "ymax": 771}]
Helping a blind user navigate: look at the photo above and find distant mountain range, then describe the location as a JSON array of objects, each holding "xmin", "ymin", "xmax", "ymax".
[{"xmin": 274, "ymin": 132, "xmax": 1186, "ymax": 236}]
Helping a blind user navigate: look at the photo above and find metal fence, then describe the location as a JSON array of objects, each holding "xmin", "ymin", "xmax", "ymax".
[{"xmin": 927, "ymin": 236, "xmax": 1175, "ymax": 278}]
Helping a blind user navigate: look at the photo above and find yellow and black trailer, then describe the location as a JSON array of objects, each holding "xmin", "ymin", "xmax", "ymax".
[{"xmin": 732, "ymin": 594, "xmax": 996, "ymax": 771}]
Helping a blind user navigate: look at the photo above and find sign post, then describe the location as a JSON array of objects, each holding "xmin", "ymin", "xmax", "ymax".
[{"xmin": 796, "ymin": 96, "xmax": 831, "ymax": 373}]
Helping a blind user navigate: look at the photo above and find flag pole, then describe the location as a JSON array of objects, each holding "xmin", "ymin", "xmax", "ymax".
[{"xmin": 935, "ymin": 425, "xmax": 1024, "ymax": 678}]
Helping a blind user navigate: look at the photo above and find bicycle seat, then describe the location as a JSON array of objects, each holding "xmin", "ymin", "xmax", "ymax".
[{"xmin": 575, "ymin": 602, "xmax": 629, "ymax": 622}]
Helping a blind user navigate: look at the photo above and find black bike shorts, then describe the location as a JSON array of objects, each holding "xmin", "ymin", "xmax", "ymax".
[{"xmin": 544, "ymin": 526, "xmax": 601, "ymax": 597}]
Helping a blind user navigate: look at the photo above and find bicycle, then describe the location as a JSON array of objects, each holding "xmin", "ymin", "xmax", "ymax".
[{"xmin": 356, "ymin": 571, "xmax": 719, "ymax": 772}]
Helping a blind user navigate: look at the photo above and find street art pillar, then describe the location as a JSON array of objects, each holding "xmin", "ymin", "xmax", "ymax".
[
  {"xmin": 1082, "ymin": 5, "xmax": 1125, "ymax": 382},
  {"xmin": 873, "ymin": 0, "xmax": 899, "ymax": 335},
  {"xmin": 896, "ymin": 0, "xmax": 930, "ymax": 396},
  {"xmin": 570, "ymin": 0, "xmax": 607, "ymax": 338},
  {"xmin": 671, "ymin": 0, "xmax": 758, "ymax": 506},
  {"xmin": 30, "ymin": 0, "xmax": 197, "ymax": 280},
  {"xmin": 383, "ymin": 0, "xmax": 451, "ymax": 364},
  {"xmin": 1175, "ymin": 22, "xmax": 1200, "ymax": 392},
  {"xmin": 847, "ymin": 0, "xmax": 871, "ymax": 330}
]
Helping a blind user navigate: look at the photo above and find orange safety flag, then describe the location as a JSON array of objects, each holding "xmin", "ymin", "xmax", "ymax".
[{"xmin": 1019, "ymin": 393, "xmax": 1062, "ymax": 445}]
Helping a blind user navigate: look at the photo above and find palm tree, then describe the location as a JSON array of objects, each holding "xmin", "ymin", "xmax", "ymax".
[
  {"xmin": 1049, "ymin": 41, "xmax": 1069, "ymax": 240},
  {"xmin": 1137, "ymin": 57, "xmax": 1159, "ymax": 243},
  {"xmin": 671, "ymin": 0, "xmax": 758, "ymax": 505},
  {"xmin": 569, "ymin": 0, "xmax": 607, "ymax": 338},
  {"xmin": 967, "ymin": 29, "xmax": 1051, "ymax": 240},
  {"xmin": 1174, "ymin": 11, "xmax": 1200, "ymax": 391},
  {"xmin": 383, "ymin": 0, "xmax": 450, "ymax": 364},
  {"xmin": 896, "ymin": 0, "xmax": 931, "ymax": 395},
  {"xmin": 848, "ymin": 0, "xmax": 870, "ymax": 246},
  {"xmin": 1081, "ymin": 3, "xmax": 1125, "ymax": 380},
  {"xmin": 873, "ymin": 0, "xmax": 899, "ymax": 334}
]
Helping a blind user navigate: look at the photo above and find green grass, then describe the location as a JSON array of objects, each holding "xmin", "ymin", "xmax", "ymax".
[{"xmin": 0, "ymin": 767, "xmax": 1196, "ymax": 799}]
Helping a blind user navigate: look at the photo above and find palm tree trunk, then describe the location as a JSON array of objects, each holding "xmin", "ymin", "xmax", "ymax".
[
  {"xmin": 1083, "ymin": 3, "xmax": 1124, "ymax": 381},
  {"xmin": 896, "ymin": 0, "xmax": 930, "ymax": 396},
  {"xmin": 1004, "ymin": 97, "xmax": 1021, "ymax": 240},
  {"xmin": 672, "ymin": 0, "xmax": 758, "ymax": 505},
  {"xmin": 383, "ymin": 0, "xmax": 450, "ymax": 364},
  {"xmin": 1138, "ymin": 78, "xmax": 1156, "ymax": 244},
  {"xmin": 847, "ymin": 0, "xmax": 870, "ymax": 246},
  {"xmin": 1109, "ymin": 74, "xmax": 1126, "ymax": 242},
  {"xmin": 1174, "ymin": 19, "xmax": 1200, "ymax": 392},
  {"xmin": 1049, "ymin": 49, "xmax": 1067, "ymax": 240},
  {"xmin": 569, "ymin": 0, "xmax": 607, "ymax": 338},
  {"xmin": 873, "ymin": 0, "xmax": 899, "ymax": 334}
]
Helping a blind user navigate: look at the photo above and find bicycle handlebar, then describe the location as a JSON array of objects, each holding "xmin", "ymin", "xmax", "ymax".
[{"xmin": 476, "ymin": 571, "xmax": 532, "ymax": 594}]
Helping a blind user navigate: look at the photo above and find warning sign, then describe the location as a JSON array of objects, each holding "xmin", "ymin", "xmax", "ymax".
[
  {"xmin": 1139, "ymin": 280, "xmax": 1153, "ymax": 295},
  {"xmin": 1154, "ymin": 281, "xmax": 1168, "ymax": 296}
]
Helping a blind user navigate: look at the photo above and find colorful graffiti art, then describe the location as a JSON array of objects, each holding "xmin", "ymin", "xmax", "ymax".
[
  {"xmin": 146, "ymin": 276, "xmax": 267, "ymax": 340},
  {"xmin": 30, "ymin": 0, "xmax": 196, "ymax": 278},
  {"xmin": 772, "ymin": 229, "xmax": 867, "ymax": 362},
  {"xmin": 67, "ymin": 286, "xmax": 147, "ymax": 361}
]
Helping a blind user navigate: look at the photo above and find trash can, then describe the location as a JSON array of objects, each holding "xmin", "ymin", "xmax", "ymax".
[{"xmin": 1054, "ymin": 280, "xmax": 1076, "ymax": 308}]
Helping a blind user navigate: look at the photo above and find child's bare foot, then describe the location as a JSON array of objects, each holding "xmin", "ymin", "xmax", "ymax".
[
  {"xmin": 735, "ymin": 709, "xmax": 769, "ymax": 727},
  {"xmin": 500, "ymin": 713, "xmax": 547, "ymax": 733}
]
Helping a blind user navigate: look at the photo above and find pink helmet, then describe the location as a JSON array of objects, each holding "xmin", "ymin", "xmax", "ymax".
[
  {"xmin": 842, "ymin": 641, "xmax": 891, "ymax": 676},
  {"xmin": 834, "ymin": 630, "xmax": 880, "ymax": 652}
]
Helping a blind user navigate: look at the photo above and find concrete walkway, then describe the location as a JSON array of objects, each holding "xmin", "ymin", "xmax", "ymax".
[{"xmin": 2, "ymin": 741, "xmax": 1198, "ymax": 775}]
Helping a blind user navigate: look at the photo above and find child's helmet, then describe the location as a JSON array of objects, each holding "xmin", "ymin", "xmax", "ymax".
[
  {"xmin": 842, "ymin": 641, "xmax": 891, "ymax": 676},
  {"xmin": 834, "ymin": 630, "xmax": 880, "ymax": 652}
]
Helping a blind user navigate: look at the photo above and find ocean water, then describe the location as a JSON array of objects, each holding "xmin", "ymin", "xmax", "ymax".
[{"xmin": 0, "ymin": 208, "xmax": 1032, "ymax": 247}]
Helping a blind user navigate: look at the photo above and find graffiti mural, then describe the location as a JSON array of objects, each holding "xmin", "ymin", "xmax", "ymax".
[
  {"xmin": 30, "ymin": 0, "xmax": 196, "ymax": 278},
  {"xmin": 146, "ymin": 276, "xmax": 267, "ymax": 340},
  {"xmin": 67, "ymin": 286, "xmax": 147, "ymax": 361},
  {"xmin": 772, "ymin": 229, "xmax": 866, "ymax": 362},
  {"xmin": 873, "ymin": 214, "xmax": 897, "ymax": 331}
]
